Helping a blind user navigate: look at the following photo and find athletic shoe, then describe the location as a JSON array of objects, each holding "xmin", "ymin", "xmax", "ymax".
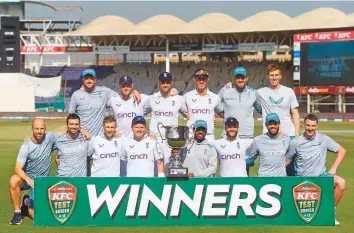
[
  {"xmin": 9, "ymin": 212, "xmax": 22, "ymax": 225},
  {"xmin": 335, "ymin": 219, "xmax": 340, "ymax": 226},
  {"xmin": 21, "ymin": 195, "xmax": 29, "ymax": 218}
]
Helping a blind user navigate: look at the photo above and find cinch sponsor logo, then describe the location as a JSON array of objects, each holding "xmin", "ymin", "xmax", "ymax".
[
  {"xmin": 117, "ymin": 112, "xmax": 136, "ymax": 118},
  {"xmin": 100, "ymin": 152, "xmax": 119, "ymax": 159},
  {"xmin": 225, "ymin": 97, "xmax": 237, "ymax": 101},
  {"xmin": 264, "ymin": 151, "xmax": 285, "ymax": 157},
  {"xmin": 221, "ymin": 154, "xmax": 241, "ymax": 160},
  {"xmin": 62, "ymin": 146, "xmax": 85, "ymax": 154},
  {"xmin": 87, "ymin": 183, "xmax": 282, "ymax": 218},
  {"xmin": 191, "ymin": 109, "xmax": 211, "ymax": 114},
  {"xmin": 153, "ymin": 111, "xmax": 173, "ymax": 117},
  {"xmin": 130, "ymin": 154, "xmax": 148, "ymax": 159},
  {"xmin": 81, "ymin": 103, "xmax": 102, "ymax": 111}
]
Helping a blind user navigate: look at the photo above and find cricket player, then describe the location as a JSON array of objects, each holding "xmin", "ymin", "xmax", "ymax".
[
  {"xmin": 69, "ymin": 68, "xmax": 141, "ymax": 136},
  {"xmin": 121, "ymin": 116, "xmax": 165, "ymax": 177},
  {"xmin": 246, "ymin": 113, "xmax": 291, "ymax": 177},
  {"xmin": 107, "ymin": 75, "xmax": 149, "ymax": 138},
  {"xmin": 212, "ymin": 117, "xmax": 252, "ymax": 177},
  {"xmin": 286, "ymin": 114, "xmax": 346, "ymax": 226},
  {"xmin": 257, "ymin": 64, "xmax": 300, "ymax": 137},
  {"xmin": 9, "ymin": 119, "xmax": 58, "ymax": 224},
  {"xmin": 55, "ymin": 114, "xmax": 91, "ymax": 177},
  {"xmin": 89, "ymin": 116, "xmax": 124, "ymax": 177},
  {"xmin": 144, "ymin": 72, "xmax": 187, "ymax": 140},
  {"xmin": 181, "ymin": 120, "xmax": 217, "ymax": 177},
  {"xmin": 184, "ymin": 69, "xmax": 223, "ymax": 142},
  {"xmin": 218, "ymin": 67, "xmax": 262, "ymax": 137}
]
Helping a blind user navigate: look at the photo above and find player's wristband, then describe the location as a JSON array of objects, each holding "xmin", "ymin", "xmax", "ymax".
[{"xmin": 158, "ymin": 172, "xmax": 165, "ymax": 177}]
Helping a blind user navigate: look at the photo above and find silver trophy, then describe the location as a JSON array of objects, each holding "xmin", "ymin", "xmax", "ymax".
[{"xmin": 157, "ymin": 123, "xmax": 194, "ymax": 178}]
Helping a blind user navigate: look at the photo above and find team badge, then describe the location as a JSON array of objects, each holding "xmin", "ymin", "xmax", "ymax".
[
  {"xmin": 99, "ymin": 144, "xmax": 104, "ymax": 148},
  {"xmin": 172, "ymin": 100, "xmax": 175, "ymax": 106},
  {"xmin": 208, "ymin": 98, "xmax": 211, "ymax": 104},
  {"xmin": 293, "ymin": 181, "xmax": 322, "ymax": 223},
  {"xmin": 80, "ymin": 97, "xmax": 85, "ymax": 100},
  {"xmin": 48, "ymin": 181, "xmax": 77, "ymax": 224},
  {"xmin": 146, "ymin": 143, "xmax": 149, "ymax": 149},
  {"xmin": 237, "ymin": 142, "xmax": 240, "ymax": 149}
]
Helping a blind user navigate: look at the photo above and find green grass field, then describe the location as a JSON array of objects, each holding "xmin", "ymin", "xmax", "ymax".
[{"xmin": 0, "ymin": 119, "xmax": 353, "ymax": 233}]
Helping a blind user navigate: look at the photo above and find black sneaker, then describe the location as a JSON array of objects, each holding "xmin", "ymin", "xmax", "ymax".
[
  {"xmin": 21, "ymin": 195, "xmax": 29, "ymax": 218},
  {"xmin": 9, "ymin": 212, "xmax": 22, "ymax": 225}
]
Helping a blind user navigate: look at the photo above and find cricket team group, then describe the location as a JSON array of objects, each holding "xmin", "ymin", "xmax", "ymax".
[{"xmin": 9, "ymin": 64, "xmax": 346, "ymax": 225}]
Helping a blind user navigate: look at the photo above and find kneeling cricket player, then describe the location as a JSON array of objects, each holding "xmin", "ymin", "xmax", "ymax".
[
  {"xmin": 286, "ymin": 114, "xmax": 346, "ymax": 226},
  {"xmin": 121, "ymin": 116, "xmax": 165, "ymax": 177}
]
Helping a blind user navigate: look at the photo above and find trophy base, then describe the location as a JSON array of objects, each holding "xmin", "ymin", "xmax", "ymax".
[{"xmin": 167, "ymin": 167, "xmax": 189, "ymax": 180}]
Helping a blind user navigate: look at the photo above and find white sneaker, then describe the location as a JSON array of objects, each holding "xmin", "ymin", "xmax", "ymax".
[{"xmin": 335, "ymin": 219, "xmax": 340, "ymax": 226}]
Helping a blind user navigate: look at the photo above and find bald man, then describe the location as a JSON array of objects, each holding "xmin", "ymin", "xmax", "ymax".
[{"xmin": 9, "ymin": 119, "xmax": 59, "ymax": 225}]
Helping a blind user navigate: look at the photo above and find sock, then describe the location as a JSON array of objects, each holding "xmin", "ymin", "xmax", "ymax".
[
  {"xmin": 14, "ymin": 210, "xmax": 21, "ymax": 213},
  {"xmin": 24, "ymin": 198, "xmax": 30, "ymax": 206}
]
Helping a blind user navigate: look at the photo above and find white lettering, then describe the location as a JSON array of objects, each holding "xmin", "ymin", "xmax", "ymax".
[
  {"xmin": 138, "ymin": 184, "xmax": 172, "ymax": 217},
  {"xmin": 126, "ymin": 185, "xmax": 140, "ymax": 216},
  {"xmin": 228, "ymin": 185, "xmax": 257, "ymax": 217},
  {"xmin": 170, "ymin": 185, "xmax": 204, "ymax": 217},
  {"xmin": 256, "ymin": 184, "xmax": 282, "ymax": 217},
  {"xmin": 202, "ymin": 185, "xmax": 229, "ymax": 217}
]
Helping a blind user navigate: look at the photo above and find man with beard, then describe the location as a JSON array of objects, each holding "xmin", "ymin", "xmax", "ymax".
[
  {"xmin": 55, "ymin": 114, "xmax": 91, "ymax": 177},
  {"xmin": 184, "ymin": 69, "xmax": 223, "ymax": 142},
  {"xmin": 217, "ymin": 67, "xmax": 262, "ymax": 138},
  {"xmin": 69, "ymin": 68, "xmax": 141, "ymax": 137},
  {"xmin": 181, "ymin": 120, "xmax": 217, "ymax": 178},
  {"xmin": 9, "ymin": 119, "xmax": 59, "ymax": 225},
  {"xmin": 88, "ymin": 116, "xmax": 124, "ymax": 177},
  {"xmin": 212, "ymin": 117, "xmax": 252, "ymax": 177},
  {"xmin": 286, "ymin": 114, "xmax": 346, "ymax": 226},
  {"xmin": 246, "ymin": 113, "xmax": 291, "ymax": 177},
  {"xmin": 107, "ymin": 75, "xmax": 149, "ymax": 138},
  {"xmin": 121, "ymin": 116, "xmax": 165, "ymax": 177}
]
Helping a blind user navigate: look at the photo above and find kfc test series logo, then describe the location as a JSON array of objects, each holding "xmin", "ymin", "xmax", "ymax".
[{"xmin": 48, "ymin": 181, "xmax": 77, "ymax": 224}]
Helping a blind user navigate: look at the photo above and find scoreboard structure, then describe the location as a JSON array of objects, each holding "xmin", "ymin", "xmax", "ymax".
[{"xmin": 0, "ymin": 16, "xmax": 20, "ymax": 73}]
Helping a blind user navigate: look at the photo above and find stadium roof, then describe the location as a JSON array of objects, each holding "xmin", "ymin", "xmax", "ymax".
[{"xmin": 65, "ymin": 7, "xmax": 354, "ymax": 36}]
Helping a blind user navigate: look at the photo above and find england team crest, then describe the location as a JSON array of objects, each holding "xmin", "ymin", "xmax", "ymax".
[
  {"xmin": 48, "ymin": 181, "xmax": 77, "ymax": 224},
  {"xmin": 293, "ymin": 181, "xmax": 322, "ymax": 223}
]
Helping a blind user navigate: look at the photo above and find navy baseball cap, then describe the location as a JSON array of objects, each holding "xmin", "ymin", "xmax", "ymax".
[
  {"xmin": 159, "ymin": 72, "xmax": 173, "ymax": 81},
  {"xmin": 233, "ymin": 67, "xmax": 247, "ymax": 77},
  {"xmin": 265, "ymin": 113, "xmax": 280, "ymax": 124},
  {"xmin": 225, "ymin": 117, "xmax": 239, "ymax": 126},
  {"xmin": 82, "ymin": 68, "xmax": 96, "ymax": 78},
  {"xmin": 195, "ymin": 120, "xmax": 207, "ymax": 130},
  {"xmin": 119, "ymin": 75, "xmax": 133, "ymax": 85},
  {"xmin": 194, "ymin": 69, "xmax": 209, "ymax": 79},
  {"xmin": 131, "ymin": 115, "xmax": 146, "ymax": 126}
]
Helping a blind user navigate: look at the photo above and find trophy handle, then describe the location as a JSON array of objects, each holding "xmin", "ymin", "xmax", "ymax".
[
  {"xmin": 188, "ymin": 124, "xmax": 196, "ymax": 141},
  {"xmin": 157, "ymin": 122, "xmax": 166, "ymax": 143}
]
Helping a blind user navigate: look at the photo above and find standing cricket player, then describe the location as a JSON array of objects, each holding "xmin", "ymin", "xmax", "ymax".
[
  {"xmin": 184, "ymin": 69, "xmax": 223, "ymax": 142},
  {"xmin": 9, "ymin": 119, "xmax": 58, "ymax": 224},
  {"xmin": 218, "ymin": 67, "xmax": 262, "ymax": 137},
  {"xmin": 257, "ymin": 64, "xmax": 300, "ymax": 137},
  {"xmin": 89, "ymin": 116, "xmax": 124, "ymax": 177},
  {"xmin": 55, "ymin": 114, "xmax": 91, "ymax": 177},
  {"xmin": 212, "ymin": 117, "xmax": 252, "ymax": 177},
  {"xmin": 69, "ymin": 68, "xmax": 141, "ymax": 136},
  {"xmin": 121, "ymin": 116, "xmax": 165, "ymax": 177},
  {"xmin": 181, "ymin": 120, "xmax": 217, "ymax": 177},
  {"xmin": 107, "ymin": 75, "xmax": 149, "ymax": 138},
  {"xmin": 286, "ymin": 114, "xmax": 346, "ymax": 226},
  {"xmin": 246, "ymin": 113, "xmax": 291, "ymax": 177}
]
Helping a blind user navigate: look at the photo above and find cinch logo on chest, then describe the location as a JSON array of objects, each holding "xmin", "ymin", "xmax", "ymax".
[
  {"xmin": 130, "ymin": 154, "xmax": 148, "ymax": 160},
  {"xmin": 117, "ymin": 112, "xmax": 136, "ymax": 118},
  {"xmin": 154, "ymin": 111, "xmax": 173, "ymax": 117},
  {"xmin": 191, "ymin": 109, "xmax": 211, "ymax": 114},
  {"xmin": 100, "ymin": 152, "xmax": 119, "ymax": 158},
  {"xmin": 220, "ymin": 153, "xmax": 241, "ymax": 160}
]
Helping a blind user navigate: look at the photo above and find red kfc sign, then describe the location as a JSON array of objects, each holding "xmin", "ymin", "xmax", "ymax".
[
  {"xmin": 294, "ymin": 30, "xmax": 354, "ymax": 42},
  {"xmin": 21, "ymin": 46, "xmax": 93, "ymax": 54}
]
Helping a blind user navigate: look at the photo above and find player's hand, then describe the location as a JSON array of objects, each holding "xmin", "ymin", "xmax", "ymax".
[
  {"xmin": 133, "ymin": 90, "xmax": 142, "ymax": 104},
  {"xmin": 55, "ymin": 157, "xmax": 60, "ymax": 166},
  {"xmin": 24, "ymin": 136, "xmax": 31, "ymax": 142},
  {"xmin": 188, "ymin": 173, "xmax": 195, "ymax": 177},
  {"xmin": 279, "ymin": 130, "xmax": 288, "ymax": 136},
  {"xmin": 150, "ymin": 133, "xmax": 157, "ymax": 140},
  {"xmin": 328, "ymin": 168, "xmax": 337, "ymax": 175},
  {"xmin": 114, "ymin": 131, "xmax": 121, "ymax": 138},
  {"xmin": 80, "ymin": 129, "xmax": 91, "ymax": 140},
  {"xmin": 26, "ymin": 178, "xmax": 34, "ymax": 188},
  {"xmin": 184, "ymin": 111, "xmax": 190, "ymax": 120},
  {"xmin": 171, "ymin": 88, "xmax": 178, "ymax": 96},
  {"xmin": 224, "ymin": 82, "xmax": 232, "ymax": 88}
]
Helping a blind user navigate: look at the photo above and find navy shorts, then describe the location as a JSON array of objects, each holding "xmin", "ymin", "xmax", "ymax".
[{"xmin": 21, "ymin": 180, "xmax": 34, "ymax": 208}]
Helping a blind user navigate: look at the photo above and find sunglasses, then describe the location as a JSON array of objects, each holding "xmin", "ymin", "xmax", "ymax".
[{"xmin": 195, "ymin": 70, "xmax": 209, "ymax": 78}]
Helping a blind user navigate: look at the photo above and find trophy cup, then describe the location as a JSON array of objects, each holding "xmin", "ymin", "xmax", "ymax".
[{"xmin": 157, "ymin": 123, "xmax": 194, "ymax": 179}]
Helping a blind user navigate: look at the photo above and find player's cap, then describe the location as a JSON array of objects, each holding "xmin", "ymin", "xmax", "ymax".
[
  {"xmin": 265, "ymin": 113, "xmax": 280, "ymax": 124},
  {"xmin": 119, "ymin": 75, "xmax": 133, "ymax": 85},
  {"xmin": 225, "ymin": 117, "xmax": 239, "ymax": 126},
  {"xmin": 159, "ymin": 72, "xmax": 173, "ymax": 81},
  {"xmin": 195, "ymin": 120, "xmax": 207, "ymax": 130},
  {"xmin": 194, "ymin": 69, "xmax": 209, "ymax": 79},
  {"xmin": 131, "ymin": 115, "xmax": 146, "ymax": 126},
  {"xmin": 82, "ymin": 68, "xmax": 96, "ymax": 78},
  {"xmin": 233, "ymin": 67, "xmax": 247, "ymax": 77}
]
